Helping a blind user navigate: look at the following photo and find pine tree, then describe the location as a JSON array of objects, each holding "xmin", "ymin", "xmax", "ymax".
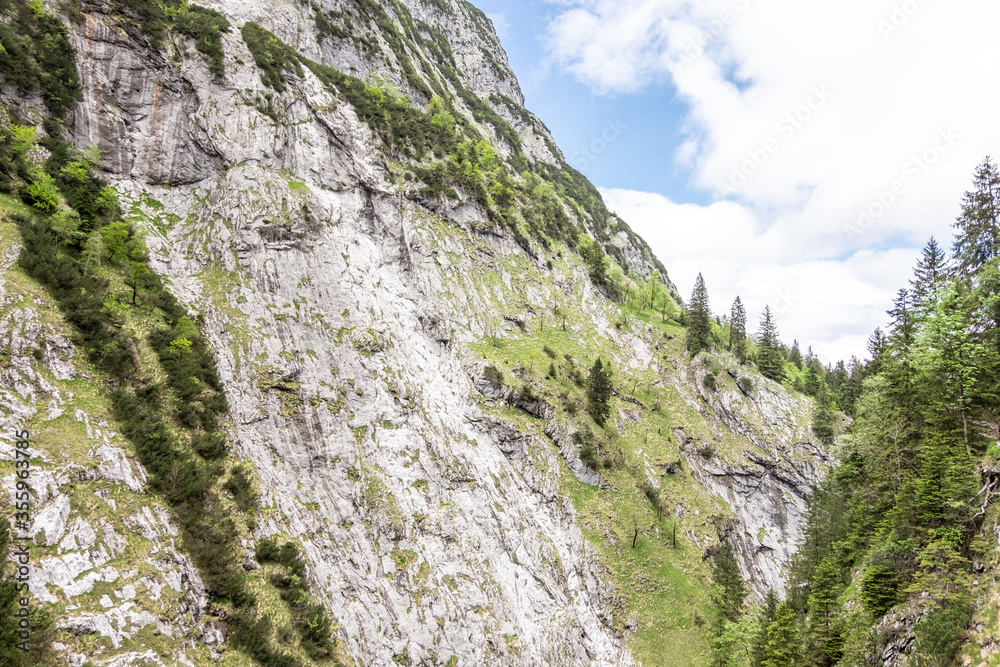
[
  {"xmin": 586, "ymin": 358, "xmax": 613, "ymax": 426},
  {"xmin": 789, "ymin": 340, "xmax": 803, "ymax": 369},
  {"xmin": 953, "ymin": 157, "xmax": 1000, "ymax": 276},
  {"xmin": 910, "ymin": 237, "xmax": 948, "ymax": 312},
  {"xmin": 867, "ymin": 328, "xmax": 887, "ymax": 374},
  {"xmin": 752, "ymin": 589, "xmax": 780, "ymax": 667},
  {"xmin": 888, "ymin": 288, "xmax": 915, "ymax": 349},
  {"xmin": 687, "ymin": 273, "xmax": 712, "ymax": 356},
  {"xmin": 811, "ymin": 382, "xmax": 836, "ymax": 446},
  {"xmin": 710, "ymin": 542, "xmax": 748, "ymax": 625},
  {"xmin": 763, "ymin": 602, "xmax": 800, "ymax": 667},
  {"xmin": 757, "ymin": 306, "xmax": 784, "ymax": 382},
  {"xmin": 730, "ymin": 296, "xmax": 747, "ymax": 362},
  {"xmin": 806, "ymin": 557, "xmax": 846, "ymax": 666}
]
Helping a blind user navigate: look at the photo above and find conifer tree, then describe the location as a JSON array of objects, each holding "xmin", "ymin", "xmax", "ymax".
[
  {"xmin": 811, "ymin": 382, "xmax": 837, "ymax": 447},
  {"xmin": 752, "ymin": 589, "xmax": 780, "ymax": 667},
  {"xmin": 789, "ymin": 340, "xmax": 803, "ymax": 369},
  {"xmin": 910, "ymin": 237, "xmax": 948, "ymax": 311},
  {"xmin": 888, "ymin": 288, "xmax": 915, "ymax": 349},
  {"xmin": 866, "ymin": 328, "xmax": 887, "ymax": 374},
  {"xmin": 756, "ymin": 306, "xmax": 784, "ymax": 381},
  {"xmin": 730, "ymin": 296, "xmax": 747, "ymax": 362},
  {"xmin": 586, "ymin": 358, "xmax": 613, "ymax": 426},
  {"xmin": 953, "ymin": 157, "xmax": 1000, "ymax": 276},
  {"xmin": 763, "ymin": 602, "xmax": 800, "ymax": 667},
  {"xmin": 687, "ymin": 273, "xmax": 712, "ymax": 356},
  {"xmin": 806, "ymin": 557, "xmax": 846, "ymax": 666}
]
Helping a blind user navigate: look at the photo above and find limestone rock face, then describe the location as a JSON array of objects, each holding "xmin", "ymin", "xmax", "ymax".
[
  {"xmin": 0, "ymin": 0, "xmax": 828, "ymax": 664},
  {"xmin": 60, "ymin": 1, "xmax": 645, "ymax": 664},
  {"xmin": 0, "ymin": 232, "xmax": 216, "ymax": 666},
  {"xmin": 674, "ymin": 357, "xmax": 830, "ymax": 600}
]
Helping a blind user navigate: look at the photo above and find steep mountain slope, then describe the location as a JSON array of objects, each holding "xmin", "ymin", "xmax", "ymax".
[{"xmin": 0, "ymin": 1, "xmax": 829, "ymax": 665}]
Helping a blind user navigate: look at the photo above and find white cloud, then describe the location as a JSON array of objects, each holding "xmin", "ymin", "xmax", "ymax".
[
  {"xmin": 544, "ymin": 0, "xmax": 1000, "ymax": 360},
  {"xmin": 603, "ymin": 187, "xmax": 917, "ymax": 362}
]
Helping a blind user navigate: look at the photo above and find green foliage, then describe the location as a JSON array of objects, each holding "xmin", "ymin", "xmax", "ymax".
[
  {"xmin": 0, "ymin": 0, "xmax": 81, "ymax": 117},
  {"xmin": 810, "ymin": 382, "xmax": 836, "ymax": 446},
  {"xmin": 756, "ymin": 307, "xmax": 784, "ymax": 382},
  {"xmin": 710, "ymin": 541, "xmax": 748, "ymax": 627},
  {"xmin": 255, "ymin": 538, "xmax": 339, "ymax": 661},
  {"xmin": 224, "ymin": 465, "xmax": 260, "ymax": 517},
  {"xmin": 578, "ymin": 234, "xmax": 611, "ymax": 291},
  {"xmin": 780, "ymin": 159, "xmax": 1000, "ymax": 664},
  {"xmin": 638, "ymin": 480, "xmax": 665, "ymax": 518},
  {"xmin": 172, "ymin": 4, "xmax": 231, "ymax": 77},
  {"xmin": 241, "ymin": 22, "xmax": 304, "ymax": 92},
  {"xmin": 22, "ymin": 167, "xmax": 59, "ymax": 213},
  {"xmin": 703, "ymin": 372, "xmax": 718, "ymax": 392},
  {"xmin": 586, "ymin": 357, "xmax": 613, "ymax": 426},
  {"xmin": 302, "ymin": 56, "xmax": 458, "ymax": 161},
  {"xmin": 762, "ymin": 602, "xmax": 800, "ymax": 667},
  {"xmin": 686, "ymin": 273, "xmax": 712, "ymax": 356},
  {"xmin": 952, "ymin": 157, "xmax": 1000, "ymax": 277},
  {"xmin": 314, "ymin": 7, "xmax": 351, "ymax": 41}
]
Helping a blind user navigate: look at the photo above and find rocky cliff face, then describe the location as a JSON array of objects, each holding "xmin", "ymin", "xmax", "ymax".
[
  {"xmin": 676, "ymin": 358, "xmax": 829, "ymax": 600},
  {"xmin": 0, "ymin": 1, "xmax": 827, "ymax": 664}
]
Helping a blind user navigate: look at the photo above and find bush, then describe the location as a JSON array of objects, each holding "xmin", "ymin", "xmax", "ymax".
[
  {"xmin": 543, "ymin": 345, "xmax": 557, "ymax": 358},
  {"xmin": 254, "ymin": 538, "xmax": 338, "ymax": 660},
  {"xmin": 703, "ymin": 372, "xmax": 717, "ymax": 392},
  {"xmin": 639, "ymin": 480, "xmax": 665, "ymax": 517},
  {"xmin": 0, "ymin": 1, "xmax": 82, "ymax": 117},
  {"xmin": 173, "ymin": 4, "xmax": 231, "ymax": 77},
  {"xmin": 22, "ymin": 167, "xmax": 60, "ymax": 212},
  {"xmin": 241, "ymin": 22, "xmax": 303, "ymax": 92},
  {"xmin": 860, "ymin": 561, "xmax": 902, "ymax": 618}
]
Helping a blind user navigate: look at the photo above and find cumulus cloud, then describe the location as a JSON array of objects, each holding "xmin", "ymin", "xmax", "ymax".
[
  {"xmin": 544, "ymin": 0, "xmax": 1000, "ymax": 360},
  {"xmin": 602, "ymin": 188, "xmax": 917, "ymax": 362}
]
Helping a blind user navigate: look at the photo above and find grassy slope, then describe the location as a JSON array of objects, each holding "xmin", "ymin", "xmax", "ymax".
[{"xmin": 410, "ymin": 205, "xmax": 816, "ymax": 665}]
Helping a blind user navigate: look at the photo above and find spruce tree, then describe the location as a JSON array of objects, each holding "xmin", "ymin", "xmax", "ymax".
[
  {"xmin": 686, "ymin": 273, "xmax": 712, "ymax": 356},
  {"xmin": 730, "ymin": 296, "xmax": 747, "ymax": 362},
  {"xmin": 757, "ymin": 306, "xmax": 785, "ymax": 382},
  {"xmin": 888, "ymin": 288, "xmax": 915, "ymax": 349},
  {"xmin": 867, "ymin": 328, "xmax": 887, "ymax": 374},
  {"xmin": 789, "ymin": 340, "xmax": 803, "ymax": 369},
  {"xmin": 806, "ymin": 557, "xmax": 846, "ymax": 666},
  {"xmin": 910, "ymin": 237, "xmax": 948, "ymax": 311},
  {"xmin": 763, "ymin": 602, "xmax": 800, "ymax": 667},
  {"xmin": 586, "ymin": 358, "xmax": 613, "ymax": 426},
  {"xmin": 953, "ymin": 157, "xmax": 1000, "ymax": 276},
  {"xmin": 811, "ymin": 382, "xmax": 836, "ymax": 446},
  {"xmin": 753, "ymin": 589, "xmax": 780, "ymax": 667}
]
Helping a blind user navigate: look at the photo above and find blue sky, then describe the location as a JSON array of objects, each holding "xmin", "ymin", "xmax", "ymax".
[
  {"xmin": 472, "ymin": 0, "xmax": 701, "ymax": 203},
  {"xmin": 469, "ymin": 0, "xmax": 1000, "ymax": 363}
]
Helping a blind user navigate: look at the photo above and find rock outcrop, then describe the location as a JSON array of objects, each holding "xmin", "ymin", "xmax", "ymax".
[{"xmin": 0, "ymin": 0, "xmax": 830, "ymax": 664}]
